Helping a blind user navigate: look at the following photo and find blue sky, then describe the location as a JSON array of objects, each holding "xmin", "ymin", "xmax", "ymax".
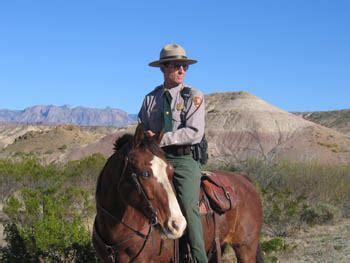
[{"xmin": 1, "ymin": 0, "xmax": 349, "ymax": 114}]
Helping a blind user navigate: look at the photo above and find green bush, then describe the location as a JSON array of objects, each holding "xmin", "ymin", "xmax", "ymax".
[
  {"xmin": 0, "ymin": 154, "xmax": 105, "ymax": 261},
  {"xmin": 62, "ymin": 153, "xmax": 106, "ymax": 190},
  {"xmin": 2, "ymin": 187, "xmax": 96, "ymax": 262},
  {"xmin": 262, "ymin": 188, "xmax": 309, "ymax": 236},
  {"xmin": 0, "ymin": 156, "xmax": 61, "ymax": 202},
  {"xmin": 0, "ymin": 154, "xmax": 106, "ymax": 202},
  {"xmin": 261, "ymin": 237, "xmax": 286, "ymax": 253},
  {"xmin": 235, "ymin": 159, "xmax": 350, "ymax": 222}
]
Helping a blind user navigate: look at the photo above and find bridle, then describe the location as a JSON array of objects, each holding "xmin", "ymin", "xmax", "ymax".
[
  {"xmin": 128, "ymin": 159, "xmax": 159, "ymax": 226},
  {"xmin": 95, "ymin": 152, "xmax": 165, "ymax": 262}
]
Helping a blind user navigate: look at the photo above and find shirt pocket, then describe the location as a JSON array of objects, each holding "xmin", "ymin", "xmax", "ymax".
[{"xmin": 172, "ymin": 108, "xmax": 182, "ymax": 128}]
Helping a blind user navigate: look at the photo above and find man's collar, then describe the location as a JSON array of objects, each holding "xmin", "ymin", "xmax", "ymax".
[{"xmin": 162, "ymin": 83, "xmax": 183, "ymax": 93}]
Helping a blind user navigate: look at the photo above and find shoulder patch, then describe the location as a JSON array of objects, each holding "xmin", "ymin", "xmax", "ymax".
[{"xmin": 193, "ymin": 95, "xmax": 203, "ymax": 108}]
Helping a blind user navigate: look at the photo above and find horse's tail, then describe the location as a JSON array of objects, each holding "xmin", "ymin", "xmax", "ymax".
[{"xmin": 256, "ymin": 243, "xmax": 264, "ymax": 263}]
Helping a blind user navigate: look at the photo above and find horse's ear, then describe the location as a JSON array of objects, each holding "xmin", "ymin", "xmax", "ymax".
[
  {"xmin": 155, "ymin": 129, "xmax": 164, "ymax": 145},
  {"xmin": 133, "ymin": 123, "xmax": 145, "ymax": 148}
]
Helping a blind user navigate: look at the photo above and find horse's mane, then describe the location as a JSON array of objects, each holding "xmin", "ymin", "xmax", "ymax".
[
  {"xmin": 113, "ymin": 134, "xmax": 134, "ymax": 153},
  {"xmin": 143, "ymin": 137, "xmax": 166, "ymax": 159},
  {"xmin": 113, "ymin": 133, "xmax": 165, "ymax": 159}
]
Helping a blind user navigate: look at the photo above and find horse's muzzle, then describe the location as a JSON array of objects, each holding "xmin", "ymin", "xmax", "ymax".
[{"xmin": 162, "ymin": 215, "xmax": 187, "ymax": 239}]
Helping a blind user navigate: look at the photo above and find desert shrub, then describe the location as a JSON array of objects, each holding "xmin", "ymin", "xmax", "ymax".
[
  {"xmin": 0, "ymin": 154, "xmax": 106, "ymax": 202},
  {"xmin": 0, "ymin": 154, "xmax": 105, "ymax": 261},
  {"xmin": 236, "ymin": 159, "xmax": 350, "ymax": 220},
  {"xmin": 261, "ymin": 237, "xmax": 287, "ymax": 263},
  {"xmin": 262, "ymin": 188, "xmax": 309, "ymax": 236},
  {"xmin": 0, "ymin": 156, "xmax": 61, "ymax": 202},
  {"xmin": 2, "ymin": 187, "xmax": 96, "ymax": 262},
  {"xmin": 271, "ymin": 161, "xmax": 350, "ymax": 205},
  {"xmin": 300, "ymin": 203, "xmax": 341, "ymax": 225},
  {"xmin": 261, "ymin": 237, "xmax": 286, "ymax": 253},
  {"xmin": 62, "ymin": 153, "xmax": 106, "ymax": 190}
]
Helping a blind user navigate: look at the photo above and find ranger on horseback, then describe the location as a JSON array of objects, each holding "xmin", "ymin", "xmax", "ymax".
[{"xmin": 138, "ymin": 43, "xmax": 208, "ymax": 263}]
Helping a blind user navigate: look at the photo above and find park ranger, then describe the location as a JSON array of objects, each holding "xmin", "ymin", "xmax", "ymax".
[{"xmin": 138, "ymin": 43, "xmax": 207, "ymax": 263}]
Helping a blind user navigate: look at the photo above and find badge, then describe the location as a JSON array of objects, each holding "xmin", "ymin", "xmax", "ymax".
[
  {"xmin": 193, "ymin": 96, "xmax": 202, "ymax": 108},
  {"xmin": 176, "ymin": 103, "xmax": 184, "ymax": 111}
]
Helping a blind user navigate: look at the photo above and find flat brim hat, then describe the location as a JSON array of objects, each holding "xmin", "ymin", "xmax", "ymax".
[{"xmin": 149, "ymin": 43, "xmax": 197, "ymax": 67}]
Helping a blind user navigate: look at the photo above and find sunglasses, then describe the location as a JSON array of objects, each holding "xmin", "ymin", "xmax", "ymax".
[{"xmin": 164, "ymin": 62, "xmax": 189, "ymax": 71}]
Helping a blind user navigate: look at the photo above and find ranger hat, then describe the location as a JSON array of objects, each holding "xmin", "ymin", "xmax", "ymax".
[{"xmin": 149, "ymin": 43, "xmax": 197, "ymax": 67}]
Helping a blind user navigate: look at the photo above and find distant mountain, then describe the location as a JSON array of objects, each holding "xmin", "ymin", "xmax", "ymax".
[{"xmin": 0, "ymin": 105, "xmax": 137, "ymax": 127}]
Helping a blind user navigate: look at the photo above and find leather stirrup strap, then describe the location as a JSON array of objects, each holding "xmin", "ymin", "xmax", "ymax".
[{"xmin": 214, "ymin": 213, "xmax": 222, "ymax": 263}]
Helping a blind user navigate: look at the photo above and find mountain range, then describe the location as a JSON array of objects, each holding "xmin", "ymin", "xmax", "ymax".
[{"xmin": 0, "ymin": 105, "xmax": 137, "ymax": 127}]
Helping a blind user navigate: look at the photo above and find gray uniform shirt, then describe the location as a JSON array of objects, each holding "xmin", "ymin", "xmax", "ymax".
[{"xmin": 138, "ymin": 83, "xmax": 205, "ymax": 147}]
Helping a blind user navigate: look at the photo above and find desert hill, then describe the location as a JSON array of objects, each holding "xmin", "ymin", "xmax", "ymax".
[
  {"xmin": 204, "ymin": 92, "xmax": 350, "ymax": 165},
  {"xmin": 294, "ymin": 110, "xmax": 350, "ymax": 136},
  {"xmin": 1, "ymin": 91, "xmax": 350, "ymax": 165},
  {"xmin": 0, "ymin": 123, "xmax": 52, "ymax": 149},
  {"xmin": 0, "ymin": 124, "xmax": 115, "ymax": 163}
]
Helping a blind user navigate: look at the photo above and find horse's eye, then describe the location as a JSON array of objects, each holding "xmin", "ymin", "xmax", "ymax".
[{"xmin": 142, "ymin": 171, "xmax": 150, "ymax": 177}]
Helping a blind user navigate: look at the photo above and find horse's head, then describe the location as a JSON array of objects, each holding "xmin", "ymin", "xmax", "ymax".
[{"xmin": 116, "ymin": 124, "xmax": 186, "ymax": 239}]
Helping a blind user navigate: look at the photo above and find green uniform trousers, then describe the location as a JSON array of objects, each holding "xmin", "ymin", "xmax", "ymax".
[{"xmin": 166, "ymin": 154, "xmax": 208, "ymax": 263}]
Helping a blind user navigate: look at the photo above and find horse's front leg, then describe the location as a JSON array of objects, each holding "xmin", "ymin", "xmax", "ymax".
[{"xmin": 233, "ymin": 242, "xmax": 259, "ymax": 263}]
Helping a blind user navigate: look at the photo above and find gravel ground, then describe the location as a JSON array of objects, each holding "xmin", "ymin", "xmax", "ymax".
[{"xmin": 277, "ymin": 219, "xmax": 350, "ymax": 262}]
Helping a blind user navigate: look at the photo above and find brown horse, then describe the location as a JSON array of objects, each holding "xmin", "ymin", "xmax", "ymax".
[{"xmin": 93, "ymin": 124, "xmax": 263, "ymax": 262}]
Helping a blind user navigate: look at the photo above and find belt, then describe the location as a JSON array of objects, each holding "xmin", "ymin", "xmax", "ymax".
[{"xmin": 162, "ymin": 145, "xmax": 192, "ymax": 156}]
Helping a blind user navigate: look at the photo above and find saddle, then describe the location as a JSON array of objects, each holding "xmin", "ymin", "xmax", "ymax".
[
  {"xmin": 199, "ymin": 171, "xmax": 238, "ymax": 215},
  {"xmin": 179, "ymin": 172, "xmax": 238, "ymax": 263}
]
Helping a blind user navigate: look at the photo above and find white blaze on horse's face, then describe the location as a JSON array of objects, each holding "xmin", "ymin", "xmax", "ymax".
[{"xmin": 150, "ymin": 156, "xmax": 187, "ymax": 239}]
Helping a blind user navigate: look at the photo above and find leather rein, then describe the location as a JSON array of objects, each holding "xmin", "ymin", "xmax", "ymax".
[{"xmin": 94, "ymin": 155, "xmax": 161, "ymax": 262}]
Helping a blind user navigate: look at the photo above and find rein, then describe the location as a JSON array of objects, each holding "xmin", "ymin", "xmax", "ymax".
[{"xmin": 95, "ymin": 154, "xmax": 161, "ymax": 262}]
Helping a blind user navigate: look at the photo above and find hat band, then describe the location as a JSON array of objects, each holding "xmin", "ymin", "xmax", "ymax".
[{"xmin": 160, "ymin": 55, "xmax": 188, "ymax": 60}]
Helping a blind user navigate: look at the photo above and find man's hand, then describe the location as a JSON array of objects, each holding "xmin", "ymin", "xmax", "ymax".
[{"xmin": 145, "ymin": 130, "xmax": 156, "ymax": 137}]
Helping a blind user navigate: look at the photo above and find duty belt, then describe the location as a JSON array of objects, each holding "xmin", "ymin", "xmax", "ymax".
[{"xmin": 162, "ymin": 145, "xmax": 192, "ymax": 156}]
